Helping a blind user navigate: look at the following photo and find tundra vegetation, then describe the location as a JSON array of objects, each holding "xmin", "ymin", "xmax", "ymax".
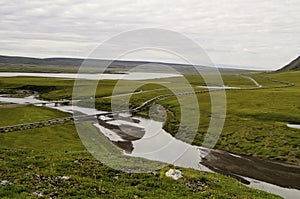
[{"xmin": 0, "ymin": 70, "xmax": 299, "ymax": 198}]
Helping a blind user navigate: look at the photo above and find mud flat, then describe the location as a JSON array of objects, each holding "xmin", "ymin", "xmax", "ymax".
[{"xmin": 201, "ymin": 149, "xmax": 300, "ymax": 190}]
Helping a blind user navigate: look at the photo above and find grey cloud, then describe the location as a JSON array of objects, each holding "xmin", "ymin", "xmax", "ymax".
[{"xmin": 0, "ymin": 0, "xmax": 299, "ymax": 69}]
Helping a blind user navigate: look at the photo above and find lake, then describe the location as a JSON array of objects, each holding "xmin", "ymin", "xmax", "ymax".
[{"xmin": 0, "ymin": 72, "xmax": 181, "ymax": 80}]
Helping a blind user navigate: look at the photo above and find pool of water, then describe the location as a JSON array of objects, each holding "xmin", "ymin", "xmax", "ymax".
[{"xmin": 287, "ymin": 124, "xmax": 300, "ymax": 129}]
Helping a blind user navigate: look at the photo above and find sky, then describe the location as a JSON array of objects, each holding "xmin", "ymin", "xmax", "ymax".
[{"xmin": 0, "ymin": 0, "xmax": 299, "ymax": 70}]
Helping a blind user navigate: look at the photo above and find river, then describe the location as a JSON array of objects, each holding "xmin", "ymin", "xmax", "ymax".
[{"xmin": 0, "ymin": 94, "xmax": 299, "ymax": 198}]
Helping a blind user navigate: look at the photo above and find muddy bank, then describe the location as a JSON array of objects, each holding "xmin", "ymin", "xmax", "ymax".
[
  {"xmin": 98, "ymin": 117, "xmax": 145, "ymax": 141},
  {"xmin": 201, "ymin": 149, "xmax": 300, "ymax": 189}
]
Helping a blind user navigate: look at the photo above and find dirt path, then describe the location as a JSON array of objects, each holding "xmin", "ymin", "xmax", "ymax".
[
  {"xmin": 103, "ymin": 88, "xmax": 167, "ymax": 99},
  {"xmin": 241, "ymin": 75, "xmax": 262, "ymax": 87}
]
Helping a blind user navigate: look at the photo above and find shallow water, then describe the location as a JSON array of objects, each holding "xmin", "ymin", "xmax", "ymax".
[
  {"xmin": 287, "ymin": 124, "xmax": 300, "ymax": 129},
  {"xmin": 245, "ymin": 177, "xmax": 300, "ymax": 199},
  {"xmin": 96, "ymin": 114, "xmax": 300, "ymax": 198},
  {"xmin": 53, "ymin": 105, "xmax": 104, "ymax": 116},
  {"xmin": 0, "ymin": 95, "xmax": 47, "ymax": 104},
  {"xmin": 0, "ymin": 72, "xmax": 181, "ymax": 80},
  {"xmin": 125, "ymin": 117, "xmax": 207, "ymax": 170}
]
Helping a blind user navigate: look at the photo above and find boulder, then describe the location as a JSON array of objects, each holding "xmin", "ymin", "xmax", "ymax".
[
  {"xmin": 0, "ymin": 180, "xmax": 13, "ymax": 186},
  {"xmin": 165, "ymin": 169, "xmax": 183, "ymax": 180}
]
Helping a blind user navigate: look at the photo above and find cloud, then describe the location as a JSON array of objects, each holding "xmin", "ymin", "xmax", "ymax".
[{"xmin": 0, "ymin": 0, "xmax": 299, "ymax": 69}]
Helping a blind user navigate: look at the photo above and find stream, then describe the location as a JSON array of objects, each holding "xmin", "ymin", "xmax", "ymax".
[
  {"xmin": 287, "ymin": 124, "xmax": 300, "ymax": 129},
  {"xmin": 0, "ymin": 95, "xmax": 299, "ymax": 198}
]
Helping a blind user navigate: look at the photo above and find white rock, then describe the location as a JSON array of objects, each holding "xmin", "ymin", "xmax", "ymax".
[
  {"xmin": 33, "ymin": 192, "xmax": 43, "ymax": 197},
  {"xmin": 165, "ymin": 169, "xmax": 183, "ymax": 180},
  {"xmin": 58, "ymin": 176, "xmax": 70, "ymax": 180},
  {"xmin": 0, "ymin": 180, "xmax": 13, "ymax": 186}
]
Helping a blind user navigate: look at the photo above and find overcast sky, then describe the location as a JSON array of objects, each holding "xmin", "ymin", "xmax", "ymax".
[{"xmin": 1, "ymin": 0, "xmax": 299, "ymax": 70}]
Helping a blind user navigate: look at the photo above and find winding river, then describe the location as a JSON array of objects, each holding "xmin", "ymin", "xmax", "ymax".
[
  {"xmin": 0, "ymin": 72, "xmax": 299, "ymax": 198},
  {"xmin": 0, "ymin": 95, "xmax": 299, "ymax": 198}
]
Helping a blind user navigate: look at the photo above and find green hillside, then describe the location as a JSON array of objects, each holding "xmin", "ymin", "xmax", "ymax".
[{"xmin": 277, "ymin": 55, "xmax": 300, "ymax": 71}]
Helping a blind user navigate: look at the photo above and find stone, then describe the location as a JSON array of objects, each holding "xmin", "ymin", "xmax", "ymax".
[
  {"xmin": 57, "ymin": 176, "xmax": 70, "ymax": 180},
  {"xmin": 0, "ymin": 180, "xmax": 13, "ymax": 186},
  {"xmin": 33, "ymin": 192, "xmax": 43, "ymax": 197},
  {"xmin": 165, "ymin": 169, "xmax": 183, "ymax": 180}
]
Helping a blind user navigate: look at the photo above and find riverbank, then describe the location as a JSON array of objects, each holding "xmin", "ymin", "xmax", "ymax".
[
  {"xmin": 0, "ymin": 105, "xmax": 280, "ymax": 198},
  {"xmin": 201, "ymin": 149, "xmax": 300, "ymax": 189}
]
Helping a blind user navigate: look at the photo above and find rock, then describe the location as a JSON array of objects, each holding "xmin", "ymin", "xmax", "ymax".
[
  {"xmin": 114, "ymin": 175, "xmax": 119, "ymax": 180},
  {"xmin": 49, "ymin": 191, "xmax": 59, "ymax": 197},
  {"xmin": 57, "ymin": 176, "xmax": 70, "ymax": 181},
  {"xmin": 165, "ymin": 169, "xmax": 183, "ymax": 180},
  {"xmin": 0, "ymin": 180, "xmax": 13, "ymax": 186},
  {"xmin": 33, "ymin": 191, "xmax": 43, "ymax": 197}
]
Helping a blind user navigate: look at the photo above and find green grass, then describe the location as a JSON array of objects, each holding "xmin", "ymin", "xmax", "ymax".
[
  {"xmin": 0, "ymin": 70, "xmax": 299, "ymax": 197},
  {"xmin": 0, "ymin": 105, "xmax": 70, "ymax": 126},
  {"xmin": 0, "ymin": 106, "xmax": 279, "ymax": 198},
  {"xmin": 158, "ymin": 71, "xmax": 300, "ymax": 164},
  {"xmin": 0, "ymin": 71, "xmax": 299, "ymax": 164},
  {"xmin": 219, "ymin": 71, "xmax": 300, "ymax": 162},
  {"xmin": 0, "ymin": 149, "xmax": 279, "ymax": 198}
]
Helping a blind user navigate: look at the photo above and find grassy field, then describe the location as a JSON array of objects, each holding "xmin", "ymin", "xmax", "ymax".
[
  {"xmin": 0, "ymin": 70, "xmax": 299, "ymax": 197},
  {"xmin": 0, "ymin": 105, "xmax": 69, "ymax": 126},
  {"xmin": 160, "ymin": 71, "xmax": 300, "ymax": 164},
  {"xmin": 0, "ymin": 71, "xmax": 299, "ymax": 165},
  {"xmin": 0, "ymin": 106, "xmax": 279, "ymax": 198}
]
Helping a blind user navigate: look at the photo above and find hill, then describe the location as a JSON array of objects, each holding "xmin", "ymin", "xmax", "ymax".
[
  {"xmin": 277, "ymin": 55, "xmax": 300, "ymax": 71},
  {"xmin": 0, "ymin": 55, "xmax": 255, "ymax": 74},
  {"xmin": 0, "ymin": 55, "xmax": 83, "ymax": 66}
]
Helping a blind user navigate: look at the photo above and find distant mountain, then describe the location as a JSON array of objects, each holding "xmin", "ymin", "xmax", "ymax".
[
  {"xmin": 278, "ymin": 55, "xmax": 300, "ymax": 71},
  {"xmin": 0, "ymin": 55, "xmax": 83, "ymax": 67},
  {"xmin": 0, "ymin": 55, "xmax": 254, "ymax": 74},
  {"xmin": 0, "ymin": 55, "xmax": 191, "ymax": 68},
  {"xmin": 0, "ymin": 55, "xmax": 201, "ymax": 73}
]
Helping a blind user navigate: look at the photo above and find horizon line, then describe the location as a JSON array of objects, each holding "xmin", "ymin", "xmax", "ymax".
[{"xmin": 0, "ymin": 53, "xmax": 273, "ymax": 71}]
